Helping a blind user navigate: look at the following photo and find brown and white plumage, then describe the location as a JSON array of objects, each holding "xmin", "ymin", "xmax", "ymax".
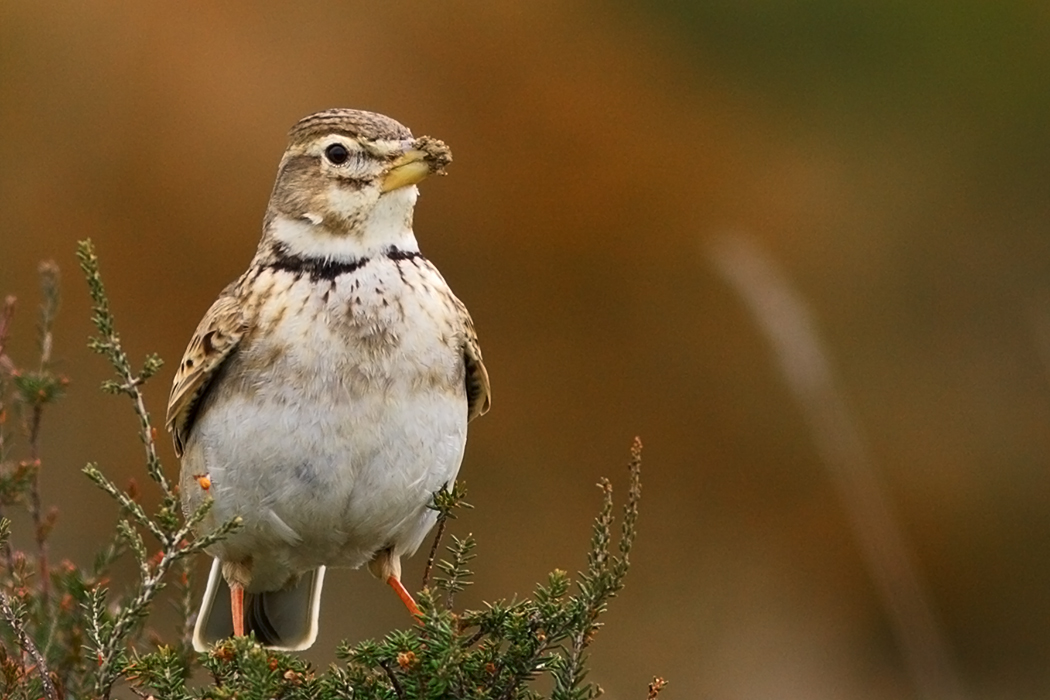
[{"xmin": 165, "ymin": 109, "xmax": 489, "ymax": 651}]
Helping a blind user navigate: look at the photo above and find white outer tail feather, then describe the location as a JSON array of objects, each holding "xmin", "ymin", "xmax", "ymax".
[{"xmin": 193, "ymin": 559, "xmax": 326, "ymax": 652}]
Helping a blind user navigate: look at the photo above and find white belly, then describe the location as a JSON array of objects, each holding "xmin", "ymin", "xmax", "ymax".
[{"xmin": 181, "ymin": 259, "xmax": 469, "ymax": 591}]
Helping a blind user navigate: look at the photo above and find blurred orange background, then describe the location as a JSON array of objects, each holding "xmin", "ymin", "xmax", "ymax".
[{"xmin": 3, "ymin": 2, "xmax": 1050, "ymax": 697}]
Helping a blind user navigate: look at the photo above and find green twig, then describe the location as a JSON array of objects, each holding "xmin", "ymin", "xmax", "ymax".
[
  {"xmin": 423, "ymin": 482, "xmax": 471, "ymax": 590},
  {"xmin": 76, "ymin": 240, "xmax": 170, "ymax": 498}
]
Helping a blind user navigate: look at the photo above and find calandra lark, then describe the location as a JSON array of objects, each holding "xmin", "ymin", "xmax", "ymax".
[{"xmin": 165, "ymin": 109, "xmax": 490, "ymax": 652}]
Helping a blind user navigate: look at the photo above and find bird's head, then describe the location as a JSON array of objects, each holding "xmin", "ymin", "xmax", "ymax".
[{"xmin": 261, "ymin": 109, "xmax": 452, "ymax": 260}]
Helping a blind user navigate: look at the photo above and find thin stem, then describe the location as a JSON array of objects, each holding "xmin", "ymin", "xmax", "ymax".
[
  {"xmin": 0, "ymin": 297, "xmax": 15, "ymax": 572},
  {"xmin": 0, "ymin": 298, "xmax": 15, "ymax": 463},
  {"xmin": 377, "ymin": 659, "xmax": 406, "ymax": 700},
  {"xmin": 27, "ymin": 406, "xmax": 49, "ymax": 607},
  {"xmin": 421, "ymin": 514, "xmax": 448, "ymax": 591},
  {"xmin": 26, "ymin": 262, "xmax": 60, "ymax": 607},
  {"xmin": 174, "ymin": 556, "xmax": 196, "ymax": 653},
  {"xmin": 0, "ymin": 295, "xmax": 15, "ymax": 360},
  {"xmin": 0, "ymin": 511, "xmax": 13, "ymax": 576},
  {"xmin": 0, "ymin": 590, "xmax": 57, "ymax": 700},
  {"xmin": 93, "ymin": 549, "xmax": 175, "ymax": 698}
]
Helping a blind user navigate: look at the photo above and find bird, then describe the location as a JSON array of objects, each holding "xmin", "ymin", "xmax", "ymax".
[{"xmin": 165, "ymin": 108, "xmax": 490, "ymax": 652}]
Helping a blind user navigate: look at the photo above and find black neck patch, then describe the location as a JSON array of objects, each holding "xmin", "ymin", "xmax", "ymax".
[
  {"xmin": 386, "ymin": 248, "xmax": 424, "ymax": 263},
  {"xmin": 265, "ymin": 245, "xmax": 424, "ymax": 281},
  {"xmin": 268, "ymin": 251, "xmax": 369, "ymax": 281}
]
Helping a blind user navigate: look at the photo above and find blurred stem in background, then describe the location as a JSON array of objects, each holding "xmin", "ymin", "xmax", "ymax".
[{"xmin": 709, "ymin": 233, "xmax": 965, "ymax": 700}]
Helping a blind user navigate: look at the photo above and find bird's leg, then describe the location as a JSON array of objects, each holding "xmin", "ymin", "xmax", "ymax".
[
  {"xmin": 221, "ymin": 560, "xmax": 252, "ymax": 638},
  {"xmin": 387, "ymin": 575, "xmax": 421, "ymax": 617},
  {"xmin": 369, "ymin": 547, "xmax": 421, "ymax": 619},
  {"xmin": 230, "ymin": 582, "xmax": 245, "ymax": 636}
]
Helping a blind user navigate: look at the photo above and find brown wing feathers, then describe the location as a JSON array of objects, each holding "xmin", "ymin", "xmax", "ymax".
[{"xmin": 166, "ymin": 289, "xmax": 247, "ymax": 457}]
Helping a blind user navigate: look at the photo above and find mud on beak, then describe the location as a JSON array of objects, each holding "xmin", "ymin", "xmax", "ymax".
[{"xmin": 380, "ymin": 136, "xmax": 452, "ymax": 193}]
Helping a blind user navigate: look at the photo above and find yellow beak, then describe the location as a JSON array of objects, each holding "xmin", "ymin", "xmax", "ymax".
[{"xmin": 380, "ymin": 150, "xmax": 432, "ymax": 193}]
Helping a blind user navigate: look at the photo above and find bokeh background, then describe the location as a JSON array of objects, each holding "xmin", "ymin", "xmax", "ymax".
[{"xmin": 3, "ymin": 2, "xmax": 1050, "ymax": 697}]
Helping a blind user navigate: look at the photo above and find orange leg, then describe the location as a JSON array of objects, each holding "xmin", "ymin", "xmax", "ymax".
[
  {"xmin": 386, "ymin": 575, "xmax": 421, "ymax": 618},
  {"xmin": 231, "ymin": 582, "xmax": 245, "ymax": 637}
]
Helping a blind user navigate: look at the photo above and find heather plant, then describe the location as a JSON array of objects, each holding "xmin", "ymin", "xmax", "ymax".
[{"xmin": 0, "ymin": 241, "xmax": 661, "ymax": 700}]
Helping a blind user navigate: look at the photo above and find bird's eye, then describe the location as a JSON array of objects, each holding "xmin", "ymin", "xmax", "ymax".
[{"xmin": 324, "ymin": 144, "xmax": 351, "ymax": 165}]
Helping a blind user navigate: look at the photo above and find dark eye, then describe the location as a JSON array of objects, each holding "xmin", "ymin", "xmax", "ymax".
[{"xmin": 324, "ymin": 143, "xmax": 350, "ymax": 165}]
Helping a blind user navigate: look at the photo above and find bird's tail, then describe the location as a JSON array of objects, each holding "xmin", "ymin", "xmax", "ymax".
[{"xmin": 192, "ymin": 559, "xmax": 326, "ymax": 652}]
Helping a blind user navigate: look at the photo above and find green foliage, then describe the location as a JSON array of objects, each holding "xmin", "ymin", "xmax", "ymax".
[
  {"xmin": 0, "ymin": 242, "xmax": 658, "ymax": 700},
  {"xmin": 433, "ymin": 534, "xmax": 476, "ymax": 606}
]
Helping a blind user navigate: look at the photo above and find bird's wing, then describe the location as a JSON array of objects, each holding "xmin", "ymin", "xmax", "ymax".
[
  {"xmin": 461, "ymin": 315, "xmax": 491, "ymax": 422},
  {"xmin": 166, "ymin": 284, "xmax": 249, "ymax": 457}
]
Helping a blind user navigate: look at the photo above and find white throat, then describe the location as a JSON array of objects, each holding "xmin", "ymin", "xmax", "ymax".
[{"xmin": 268, "ymin": 187, "xmax": 421, "ymax": 261}]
